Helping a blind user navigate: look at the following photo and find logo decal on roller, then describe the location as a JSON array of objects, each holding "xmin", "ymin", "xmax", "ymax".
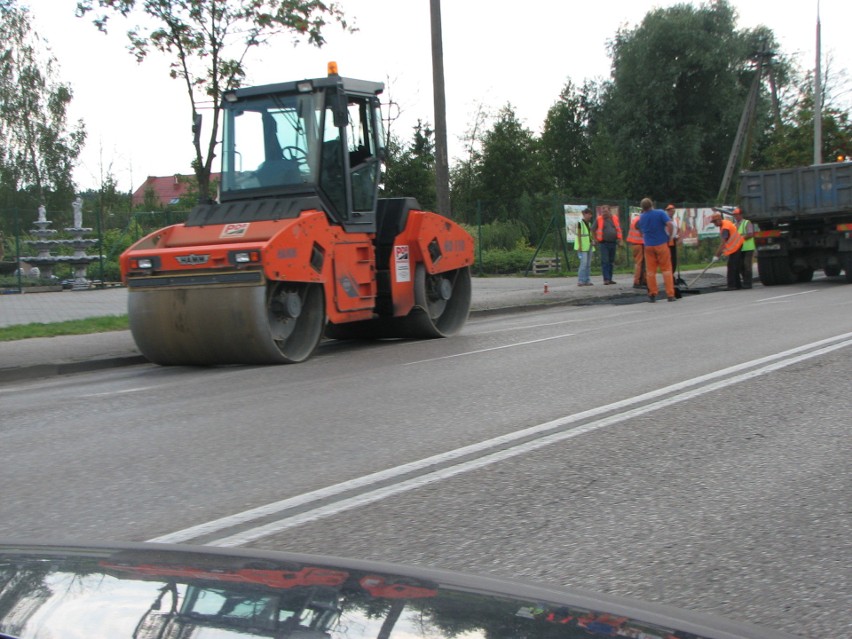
[{"xmin": 221, "ymin": 223, "xmax": 250, "ymax": 238}]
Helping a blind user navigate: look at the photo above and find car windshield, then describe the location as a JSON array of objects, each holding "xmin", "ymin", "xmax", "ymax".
[{"xmin": 221, "ymin": 93, "xmax": 321, "ymax": 194}]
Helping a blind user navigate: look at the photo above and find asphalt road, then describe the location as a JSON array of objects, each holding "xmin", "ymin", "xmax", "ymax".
[{"xmin": 1, "ymin": 279, "xmax": 850, "ymax": 637}]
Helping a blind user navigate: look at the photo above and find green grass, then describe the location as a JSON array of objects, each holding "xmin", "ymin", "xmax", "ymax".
[{"xmin": 0, "ymin": 315, "xmax": 129, "ymax": 342}]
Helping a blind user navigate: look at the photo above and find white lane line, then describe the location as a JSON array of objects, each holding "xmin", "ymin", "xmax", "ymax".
[
  {"xmin": 477, "ymin": 320, "xmax": 586, "ymax": 333},
  {"xmin": 756, "ymin": 290, "xmax": 819, "ymax": 302},
  {"xmin": 208, "ymin": 335, "xmax": 852, "ymax": 547},
  {"xmin": 404, "ymin": 334, "xmax": 576, "ymax": 365},
  {"xmin": 81, "ymin": 386, "xmax": 156, "ymax": 398},
  {"xmin": 146, "ymin": 331, "xmax": 852, "ymax": 546},
  {"xmin": 471, "ymin": 311, "xmax": 643, "ymax": 335}
]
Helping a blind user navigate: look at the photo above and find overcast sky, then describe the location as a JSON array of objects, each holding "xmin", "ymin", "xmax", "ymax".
[{"xmin": 22, "ymin": 0, "xmax": 851, "ymax": 193}]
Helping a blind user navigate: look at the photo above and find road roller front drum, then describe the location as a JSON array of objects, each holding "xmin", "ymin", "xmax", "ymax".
[{"xmin": 128, "ymin": 281, "xmax": 325, "ymax": 366}]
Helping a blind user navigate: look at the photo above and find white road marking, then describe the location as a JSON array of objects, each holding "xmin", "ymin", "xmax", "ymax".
[
  {"xmin": 81, "ymin": 386, "xmax": 156, "ymax": 398},
  {"xmin": 404, "ymin": 334, "xmax": 577, "ymax": 365},
  {"xmin": 147, "ymin": 331, "xmax": 852, "ymax": 547},
  {"xmin": 756, "ymin": 290, "xmax": 819, "ymax": 302},
  {"xmin": 471, "ymin": 311, "xmax": 643, "ymax": 335}
]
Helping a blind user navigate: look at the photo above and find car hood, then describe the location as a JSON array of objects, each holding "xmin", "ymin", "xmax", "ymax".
[{"xmin": 0, "ymin": 542, "xmax": 795, "ymax": 639}]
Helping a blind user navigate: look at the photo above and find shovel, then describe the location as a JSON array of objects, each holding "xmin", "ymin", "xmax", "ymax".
[{"xmin": 685, "ymin": 259, "xmax": 719, "ymax": 289}]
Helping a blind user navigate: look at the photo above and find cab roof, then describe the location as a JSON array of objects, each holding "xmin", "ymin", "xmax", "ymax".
[{"xmin": 227, "ymin": 75, "xmax": 384, "ymax": 102}]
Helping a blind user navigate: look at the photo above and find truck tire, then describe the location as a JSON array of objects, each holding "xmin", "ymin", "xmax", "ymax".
[
  {"xmin": 843, "ymin": 254, "xmax": 852, "ymax": 283},
  {"xmin": 757, "ymin": 256, "xmax": 776, "ymax": 286},
  {"xmin": 772, "ymin": 256, "xmax": 794, "ymax": 285},
  {"xmin": 758, "ymin": 256, "xmax": 794, "ymax": 286},
  {"xmin": 824, "ymin": 265, "xmax": 841, "ymax": 277},
  {"xmin": 795, "ymin": 268, "xmax": 814, "ymax": 283}
]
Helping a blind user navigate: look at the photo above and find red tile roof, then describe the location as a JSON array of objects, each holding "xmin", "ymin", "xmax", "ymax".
[{"xmin": 131, "ymin": 174, "xmax": 220, "ymax": 208}]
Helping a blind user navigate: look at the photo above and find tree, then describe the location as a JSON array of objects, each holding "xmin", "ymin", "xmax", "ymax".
[
  {"xmin": 753, "ymin": 63, "xmax": 852, "ymax": 169},
  {"xmin": 577, "ymin": 121, "xmax": 628, "ymax": 199},
  {"xmin": 0, "ymin": 0, "xmax": 85, "ymax": 213},
  {"xmin": 602, "ymin": 0, "xmax": 781, "ymax": 202},
  {"xmin": 540, "ymin": 79, "xmax": 591, "ymax": 195},
  {"xmin": 449, "ymin": 101, "xmax": 489, "ymax": 224},
  {"xmin": 382, "ymin": 121, "xmax": 437, "ymax": 211},
  {"xmin": 76, "ymin": 0, "xmax": 350, "ymax": 204},
  {"xmin": 476, "ymin": 104, "xmax": 548, "ymax": 222}
]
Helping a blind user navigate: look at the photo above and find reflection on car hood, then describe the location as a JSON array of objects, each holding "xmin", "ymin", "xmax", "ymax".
[{"xmin": 0, "ymin": 542, "xmax": 795, "ymax": 639}]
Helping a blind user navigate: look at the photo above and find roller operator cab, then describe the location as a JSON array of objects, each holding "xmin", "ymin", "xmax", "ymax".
[{"xmin": 120, "ymin": 65, "xmax": 474, "ymax": 365}]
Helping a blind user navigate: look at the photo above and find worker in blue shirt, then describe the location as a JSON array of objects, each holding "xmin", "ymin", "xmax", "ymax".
[{"xmin": 636, "ymin": 198, "xmax": 675, "ymax": 302}]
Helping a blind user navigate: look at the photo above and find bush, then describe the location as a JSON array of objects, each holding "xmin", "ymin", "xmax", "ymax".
[
  {"xmin": 463, "ymin": 219, "xmax": 530, "ymax": 252},
  {"xmin": 478, "ymin": 246, "xmax": 537, "ymax": 274},
  {"xmin": 94, "ymin": 228, "xmax": 136, "ymax": 282}
]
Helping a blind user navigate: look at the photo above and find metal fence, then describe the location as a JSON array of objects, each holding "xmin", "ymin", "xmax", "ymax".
[
  {"xmin": 463, "ymin": 196, "xmax": 721, "ymax": 276},
  {"xmin": 2, "ymin": 197, "xmax": 722, "ymax": 293},
  {"xmin": 1, "ymin": 207, "xmax": 190, "ymax": 294}
]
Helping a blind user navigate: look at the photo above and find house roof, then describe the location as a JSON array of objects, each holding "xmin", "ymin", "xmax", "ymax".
[{"xmin": 131, "ymin": 174, "xmax": 220, "ymax": 208}]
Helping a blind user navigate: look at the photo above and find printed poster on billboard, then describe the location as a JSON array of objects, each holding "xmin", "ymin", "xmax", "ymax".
[
  {"xmin": 697, "ymin": 207, "xmax": 723, "ymax": 240},
  {"xmin": 666, "ymin": 207, "xmax": 720, "ymax": 246},
  {"xmin": 564, "ymin": 204, "xmax": 588, "ymax": 243}
]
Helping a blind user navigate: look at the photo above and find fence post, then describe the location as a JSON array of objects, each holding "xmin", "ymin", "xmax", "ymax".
[
  {"xmin": 14, "ymin": 207, "xmax": 22, "ymax": 291},
  {"xmin": 554, "ymin": 194, "xmax": 571, "ymax": 271},
  {"xmin": 476, "ymin": 200, "xmax": 483, "ymax": 275}
]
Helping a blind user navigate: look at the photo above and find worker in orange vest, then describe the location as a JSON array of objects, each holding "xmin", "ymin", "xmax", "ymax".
[
  {"xmin": 594, "ymin": 205, "xmax": 623, "ymax": 285},
  {"xmin": 710, "ymin": 212, "xmax": 745, "ymax": 290},
  {"xmin": 626, "ymin": 214, "xmax": 645, "ymax": 289}
]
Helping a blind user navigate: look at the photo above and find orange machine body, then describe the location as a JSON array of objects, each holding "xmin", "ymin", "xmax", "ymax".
[{"xmin": 121, "ymin": 206, "xmax": 473, "ymax": 327}]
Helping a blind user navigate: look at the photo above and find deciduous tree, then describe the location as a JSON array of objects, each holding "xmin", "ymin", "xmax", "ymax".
[
  {"xmin": 602, "ymin": 0, "xmax": 776, "ymax": 201},
  {"xmin": 449, "ymin": 102, "xmax": 489, "ymax": 224},
  {"xmin": 76, "ymin": 0, "xmax": 350, "ymax": 203},
  {"xmin": 754, "ymin": 64, "xmax": 852, "ymax": 169},
  {"xmin": 0, "ymin": 0, "xmax": 85, "ymax": 212}
]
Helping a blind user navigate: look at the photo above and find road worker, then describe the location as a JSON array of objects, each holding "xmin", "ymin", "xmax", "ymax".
[
  {"xmin": 594, "ymin": 205, "xmax": 623, "ymax": 285},
  {"xmin": 665, "ymin": 204, "xmax": 683, "ymax": 282},
  {"xmin": 710, "ymin": 211, "xmax": 745, "ymax": 290},
  {"xmin": 637, "ymin": 198, "xmax": 676, "ymax": 302},
  {"xmin": 732, "ymin": 207, "xmax": 755, "ymax": 289},
  {"xmin": 574, "ymin": 208, "xmax": 595, "ymax": 286},
  {"xmin": 626, "ymin": 213, "xmax": 645, "ymax": 289}
]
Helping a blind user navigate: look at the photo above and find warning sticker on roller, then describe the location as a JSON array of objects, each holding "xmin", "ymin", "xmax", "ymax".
[
  {"xmin": 221, "ymin": 223, "xmax": 249, "ymax": 238},
  {"xmin": 395, "ymin": 245, "xmax": 411, "ymax": 283}
]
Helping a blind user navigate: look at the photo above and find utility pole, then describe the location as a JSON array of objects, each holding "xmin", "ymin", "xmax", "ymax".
[
  {"xmin": 717, "ymin": 49, "xmax": 773, "ymax": 204},
  {"xmin": 430, "ymin": 0, "xmax": 451, "ymax": 217},
  {"xmin": 814, "ymin": 2, "xmax": 823, "ymax": 165}
]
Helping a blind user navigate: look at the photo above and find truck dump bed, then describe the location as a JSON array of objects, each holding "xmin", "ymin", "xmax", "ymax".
[{"xmin": 739, "ymin": 163, "xmax": 852, "ymax": 225}]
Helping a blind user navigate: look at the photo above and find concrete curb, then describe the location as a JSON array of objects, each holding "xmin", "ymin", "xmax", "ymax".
[{"xmin": 0, "ymin": 356, "xmax": 150, "ymax": 384}]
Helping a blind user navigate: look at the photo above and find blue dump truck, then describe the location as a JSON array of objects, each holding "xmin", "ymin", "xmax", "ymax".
[{"xmin": 739, "ymin": 162, "xmax": 852, "ymax": 285}]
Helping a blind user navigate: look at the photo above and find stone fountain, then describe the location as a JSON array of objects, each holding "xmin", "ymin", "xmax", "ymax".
[{"xmin": 21, "ymin": 197, "xmax": 101, "ymax": 290}]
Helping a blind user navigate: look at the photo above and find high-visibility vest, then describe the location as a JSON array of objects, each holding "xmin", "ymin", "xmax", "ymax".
[
  {"xmin": 720, "ymin": 219, "xmax": 744, "ymax": 255},
  {"xmin": 738, "ymin": 219, "xmax": 755, "ymax": 251},
  {"xmin": 626, "ymin": 216, "xmax": 643, "ymax": 244},
  {"xmin": 595, "ymin": 214, "xmax": 622, "ymax": 242},
  {"xmin": 574, "ymin": 220, "xmax": 594, "ymax": 252}
]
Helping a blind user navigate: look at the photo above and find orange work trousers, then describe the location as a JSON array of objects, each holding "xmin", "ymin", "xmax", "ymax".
[
  {"xmin": 644, "ymin": 244, "xmax": 675, "ymax": 298},
  {"xmin": 630, "ymin": 243, "xmax": 645, "ymax": 286}
]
